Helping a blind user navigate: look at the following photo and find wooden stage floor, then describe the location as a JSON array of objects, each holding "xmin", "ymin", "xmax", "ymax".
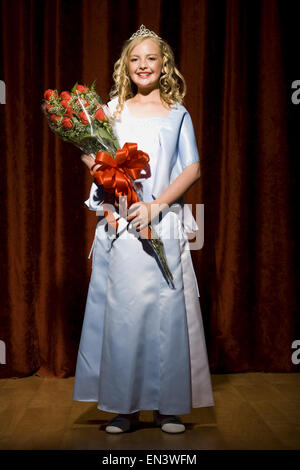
[{"xmin": 0, "ymin": 372, "xmax": 299, "ymax": 450}]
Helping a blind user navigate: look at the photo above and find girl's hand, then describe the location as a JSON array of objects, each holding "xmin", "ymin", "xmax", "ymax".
[
  {"xmin": 81, "ymin": 153, "xmax": 120, "ymax": 209},
  {"xmin": 81, "ymin": 153, "xmax": 101, "ymax": 171},
  {"xmin": 126, "ymin": 202, "xmax": 162, "ymax": 231}
]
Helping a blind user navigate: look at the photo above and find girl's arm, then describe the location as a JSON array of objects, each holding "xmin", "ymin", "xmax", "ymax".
[
  {"xmin": 153, "ymin": 161, "xmax": 200, "ymax": 212},
  {"xmin": 127, "ymin": 162, "xmax": 200, "ymax": 229}
]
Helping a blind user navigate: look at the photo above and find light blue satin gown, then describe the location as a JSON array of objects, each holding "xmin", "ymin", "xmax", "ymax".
[{"xmin": 72, "ymin": 97, "xmax": 215, "ymax": 415}]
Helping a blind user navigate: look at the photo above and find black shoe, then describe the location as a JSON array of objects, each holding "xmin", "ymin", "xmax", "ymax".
[
  {"xmin": 105, "ymin": 412, "xmax": 140, "ymax": 433},
  {"xmin": 153, "ymin": 410, "xmax": 185, "ymax": 433}
]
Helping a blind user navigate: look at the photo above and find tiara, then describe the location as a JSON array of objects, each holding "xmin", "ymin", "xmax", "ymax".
[{"xmin": 129, "ymin": 24, "xmax": 161, "ymax": 40}]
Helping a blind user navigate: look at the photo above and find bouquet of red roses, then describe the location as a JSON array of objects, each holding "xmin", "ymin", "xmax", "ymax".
[
  {"xmin": 41, "ymin": 81, "xmax": 174, "ymax": 286},
  {"xmin": 42, "ymin": 80, "xmax": 119, "ymax": 157}
]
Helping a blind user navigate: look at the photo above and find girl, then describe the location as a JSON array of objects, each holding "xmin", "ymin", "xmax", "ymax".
[{"xmin": 73, "ymin": 25, "xmax": 215, "ymax": 434}]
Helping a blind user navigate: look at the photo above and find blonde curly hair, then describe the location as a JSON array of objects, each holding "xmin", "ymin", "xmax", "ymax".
[{"xmin": 109, "ymin": 35, "xmax": 186, "ymax": 119}]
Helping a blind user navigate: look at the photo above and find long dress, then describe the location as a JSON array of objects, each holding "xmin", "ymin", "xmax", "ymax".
[{"xmin": 72, "ymin": 97, "xmax": 215, "ymax": 415}]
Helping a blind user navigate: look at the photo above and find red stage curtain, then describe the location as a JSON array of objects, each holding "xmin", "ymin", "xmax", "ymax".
[{"xmin": 0, "ymin": 0, "xmax": 298, "ymax": 377}]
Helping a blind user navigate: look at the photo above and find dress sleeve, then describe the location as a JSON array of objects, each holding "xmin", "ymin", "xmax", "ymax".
[
  {"xmin": 178, "ymin": 111, "xmax": 200, "ymax": 170},
  {"xmin": 168, "ymin": 109, "xmax": 201, "ymax": 234}
]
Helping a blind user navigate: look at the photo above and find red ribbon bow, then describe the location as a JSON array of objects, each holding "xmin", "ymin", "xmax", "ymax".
[{"xmin": 90, "ymin": 142, "xmax": 151, "ymax": 239}]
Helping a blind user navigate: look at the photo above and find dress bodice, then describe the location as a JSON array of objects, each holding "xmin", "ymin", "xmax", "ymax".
[{"xmin": 108, "ymin": 101, "xmax": 170, "ymax": 202}]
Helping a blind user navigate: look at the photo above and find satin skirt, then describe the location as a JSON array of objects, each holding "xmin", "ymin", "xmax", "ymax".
[{"xmin": 72, "ymin": 209, "xmax": 215, "ymax": 414}]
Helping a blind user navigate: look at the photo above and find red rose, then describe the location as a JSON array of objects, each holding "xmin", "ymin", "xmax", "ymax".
[
  {"xmin": 62, "ymin": 117, "xmax": 73, "ymax": 129},
  {"xmin": 95, "ymin": 107, "xmax": 106, "ymax": 121},
  {"xmin": 64, "ymin": 106, "xmax": 74, "ymax": 117},
  {"xmin": 60, "ymin": 99, "xmax": 70, "ymax": 109},
  {"xmin": 42, "ymin": 103, "xmax": 53, "ymax": 112},
  {"xmin": 50, "ymin": 114, "xmax": 61, "ymax": 125},
  {"xmin": 44, "ymin": 89, "xmax": 57, "ymax": 100},
  {"xmin": 60, "ymin": 91, "xmax": 71, "ymax": 101},
  {"xmin": 76, "ymin": 84, "xmax": 89, "ymax": 94},
  {"xmin": 79, "ymin": 112, "xmax": 89, "ymax": 125}
]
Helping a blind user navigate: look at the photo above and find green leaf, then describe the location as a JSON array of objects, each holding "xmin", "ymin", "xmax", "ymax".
[
  {"xmin": 71, "ymin": 81, "xmax": 78, "ymax": 94},
  {"xmin": 90, "ymin": 79, "xmax": 97, "ymax": 91}
]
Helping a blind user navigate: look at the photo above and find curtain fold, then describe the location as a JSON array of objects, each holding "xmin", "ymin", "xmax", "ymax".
[{"xmin": 0, "ymin": 0, "xmax": 298, "ymax": 378}]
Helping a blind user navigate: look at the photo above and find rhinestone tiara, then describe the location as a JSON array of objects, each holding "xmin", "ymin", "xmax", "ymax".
[{"xmin": 129, "ymin": 24, "xmax": 161, "ymax": 41}]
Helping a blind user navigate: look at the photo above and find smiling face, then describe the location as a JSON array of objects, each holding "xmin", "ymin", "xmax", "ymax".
[{"xmin": 128, "ymin": 38, "xmax": 164, "ymax": 92}]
